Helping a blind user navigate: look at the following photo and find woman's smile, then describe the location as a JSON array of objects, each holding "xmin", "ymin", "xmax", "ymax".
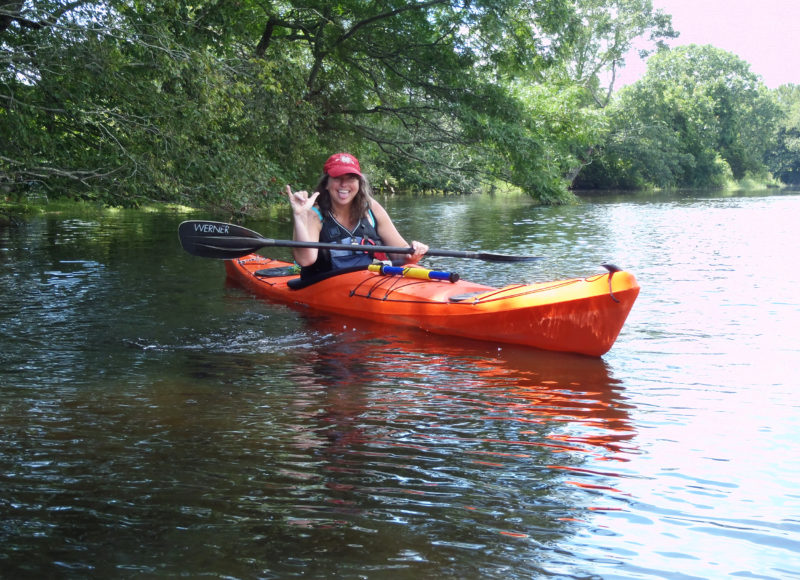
[{"xmin": 327, "ymin": 174, "xmax": 360, "ymax": 204}]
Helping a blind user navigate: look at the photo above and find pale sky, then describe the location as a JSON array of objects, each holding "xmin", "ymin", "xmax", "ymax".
[{"xmin": 616, "ymin": 0, "xmax": 800, "ymax": 89}]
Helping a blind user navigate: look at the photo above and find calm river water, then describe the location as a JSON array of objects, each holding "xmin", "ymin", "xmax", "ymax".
[{"xmin": 2, "ymin": 191, "xmax": 799, "ymax": 579}]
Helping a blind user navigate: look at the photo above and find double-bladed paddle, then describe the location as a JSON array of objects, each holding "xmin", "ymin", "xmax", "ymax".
[{"xmin": 178, "ymin": 220, "xmax": 542, "ymax": 263}]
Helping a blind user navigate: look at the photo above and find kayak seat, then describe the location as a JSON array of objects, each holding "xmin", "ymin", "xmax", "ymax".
[{"xmin": 287, "ymin": 265, "xmax": 370, "ymax": 290}]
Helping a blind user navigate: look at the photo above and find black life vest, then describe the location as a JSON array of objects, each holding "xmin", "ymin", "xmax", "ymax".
[{"xmin": 300, "ymin": 208, "xmax": 383, "ymax": 278}]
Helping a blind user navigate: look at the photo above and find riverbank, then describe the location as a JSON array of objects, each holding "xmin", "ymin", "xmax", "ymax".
[{"xmin": 2, "ymin": 177, "xmax": 791, "ymax": 226}]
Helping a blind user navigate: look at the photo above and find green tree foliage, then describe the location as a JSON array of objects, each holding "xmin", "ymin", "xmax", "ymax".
[
  {"xmin": 1, "ymin": 1, "xmax": 305, "ymax": 209},
  {"xmin": 576, "ymin": 45, "xmax": 779, "ymax": 189},
  {"xmin": 767, "ymin": 84, "xmax": 800, "ymax": 184},
  {"xmin": 511, "ymin": 82, "xmax": 608, "ymax": 199},
  {"xmin": 2, "ymin": 0, "xmax": 590, "ymax": 206},
  {"xmin": 544, "ymin": 0, "xmax": 676, "ymax": 107},
  {"xmin": 14, "ymin": 2, "xmax": 777, "ymax": 208},
  {"xmin": 529, "ymin": 0, "xmax": 676, "ymax": 188},
  {"xmin": 238, "ymin": 0, "xmax": 585, "ymax": 199}
]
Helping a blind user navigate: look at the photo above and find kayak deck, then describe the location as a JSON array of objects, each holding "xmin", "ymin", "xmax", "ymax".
[{"xmin": 225, "ymin": 255, "xmax": 640, "ymax": 356}]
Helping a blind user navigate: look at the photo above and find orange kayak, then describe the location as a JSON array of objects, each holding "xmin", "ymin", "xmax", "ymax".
[{"xmin": 224, "ymin": 254, "xmax": 639, "ymax": 356}]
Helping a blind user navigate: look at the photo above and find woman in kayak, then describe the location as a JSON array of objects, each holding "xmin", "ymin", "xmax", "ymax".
[{"xmin": 287, "ymin": 152, "xmax": 428, "ymax": 278}]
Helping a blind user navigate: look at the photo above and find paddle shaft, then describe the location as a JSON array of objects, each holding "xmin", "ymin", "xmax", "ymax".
[{"xmin": 179, "ymin": 220, "xmax": 542, "ymax": 263}]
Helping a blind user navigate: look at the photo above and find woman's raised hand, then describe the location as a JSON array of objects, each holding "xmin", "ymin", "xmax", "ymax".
[{"xmin": 286, "ymin": 185, "xmax": 320, "ymax": 216}]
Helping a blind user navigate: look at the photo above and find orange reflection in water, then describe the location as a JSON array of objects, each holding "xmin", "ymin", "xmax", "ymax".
[
  {"xmin": 291, "ymin": 312, "xmax": 637, "ymax": 463},
  {"xmin": 269, "ymin": 310, "xmax": 639, "ymax": 536}
]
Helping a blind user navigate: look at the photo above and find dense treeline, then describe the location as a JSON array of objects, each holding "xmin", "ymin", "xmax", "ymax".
[
  {"xmin": 575, "ymin": 45, "xmax": 793, "ymax": 189},
  {"xmin": 1, "ymin": 1, "xmax": 798, "ymax": 213}
]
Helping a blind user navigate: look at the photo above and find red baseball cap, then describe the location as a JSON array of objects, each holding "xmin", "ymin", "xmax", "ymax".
[{"xmin": 323, "ymin": 153, "xmax": 362, "ymax": 178}]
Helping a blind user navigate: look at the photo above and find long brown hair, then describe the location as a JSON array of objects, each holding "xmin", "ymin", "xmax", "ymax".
[{"xmin": 313, "ymin": 173, "xmax": 373, "ymax": 223}]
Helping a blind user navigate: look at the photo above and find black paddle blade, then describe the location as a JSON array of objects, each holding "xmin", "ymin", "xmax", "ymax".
[
  {"xmin": 178, "ymin": 220, "xmax": 274, "ymax": 259},
  {"xmin": 474, "ymin": 252, "xmax": 541, "ymax": 263},
  {"xmin": 424, "ymin": 248, "xmax": 541, "ymax": 262}
]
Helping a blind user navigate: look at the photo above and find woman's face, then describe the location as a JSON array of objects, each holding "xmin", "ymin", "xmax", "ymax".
[{"xmin": 326, "ymin": 173, "xmax": 360, "ymax": 207}]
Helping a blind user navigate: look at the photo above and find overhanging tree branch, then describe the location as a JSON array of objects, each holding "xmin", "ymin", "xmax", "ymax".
[{"xmin": 0, "ymin": 1, "xmax": 88, "ymax": 34}]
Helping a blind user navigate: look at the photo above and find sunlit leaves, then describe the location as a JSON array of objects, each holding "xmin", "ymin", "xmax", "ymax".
[
  {"xmin": 579, "ymin": 45, "xmax": 780, "ymax": 189},
  {"xmin": 542, "ymin": 0, "xmax": 677, "ymax": 106}
]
